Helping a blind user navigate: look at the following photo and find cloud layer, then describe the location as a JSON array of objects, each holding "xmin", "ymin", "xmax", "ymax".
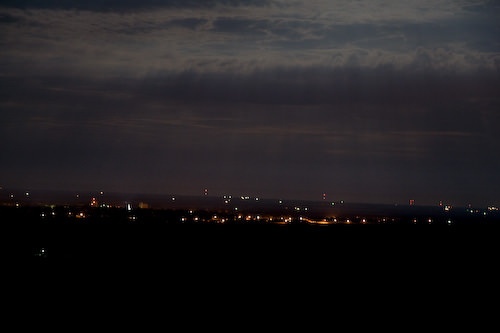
[{"xmin": 1, "ymin": 0, "xmax": 499, "ymax": 205}]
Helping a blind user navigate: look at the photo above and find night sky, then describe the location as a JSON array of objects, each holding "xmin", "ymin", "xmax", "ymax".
[{"xmin": 1, "ymin": 0, "xmax": 499, "ymax": 206}]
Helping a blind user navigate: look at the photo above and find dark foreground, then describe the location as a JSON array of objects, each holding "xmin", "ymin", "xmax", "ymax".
[{"xmin": 4, "ymin": 205, "xmax": 498, "ymax": 273}]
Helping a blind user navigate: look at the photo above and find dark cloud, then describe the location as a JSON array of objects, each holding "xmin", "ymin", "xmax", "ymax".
[
  {"xmin": 0, "ymin": 12, "xmax": 23, "ymax": 24},
  {"xmin": 0, "ymin": 0, "xmax": 273, "ymax": 11}
]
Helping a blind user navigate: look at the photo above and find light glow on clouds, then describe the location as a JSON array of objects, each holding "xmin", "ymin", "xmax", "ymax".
[{"xmin": 1, "ymin": 0, "xmax": 499, "ymax": 76}]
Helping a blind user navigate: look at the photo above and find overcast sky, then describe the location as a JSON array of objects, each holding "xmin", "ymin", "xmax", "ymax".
[{"xmin": 1, "ymin": 0, "xmax": 499, "ymax": 206}]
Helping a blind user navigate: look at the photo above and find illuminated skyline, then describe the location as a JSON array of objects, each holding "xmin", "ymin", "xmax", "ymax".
[{"xmin": 1, "ymin": 1, "xmax": 499, "ymax": 206}]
